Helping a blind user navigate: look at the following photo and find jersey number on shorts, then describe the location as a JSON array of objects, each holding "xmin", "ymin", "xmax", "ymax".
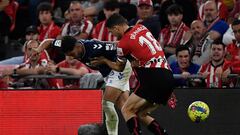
[{"xmin": 139, "ymin": 32, "xmax": 162, "ymax": 55}]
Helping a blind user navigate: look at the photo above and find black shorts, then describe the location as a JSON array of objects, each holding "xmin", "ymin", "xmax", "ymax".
[{"xmin": 134, "ymin": 68, "xmax": 174, "ymax": 105}]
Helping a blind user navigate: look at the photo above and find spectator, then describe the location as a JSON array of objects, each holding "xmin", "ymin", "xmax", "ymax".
[
  {"xmin": 186, "ymin": 20, "xmax": 207, "ymax": 59},
  {"xmin": 37, "ymin": 2, "xmax": 61, "ymax": 42},
  {"xmin": 48, "ymin": 56, "xmax": 93, "ymax": 88},
  {"xmin": 193, "ymin": 0, "xmax": 229, "ymax": 65},
  {"xmin": 92, "ymin": 1, "xmax": 119, "ymax": 41},
  {"xmin": 0, "ymin": 0, "xmax": 18, "ymax": 60},
  {"xmin": 0, "ymin": 25, "xmax": 40, "ymax": 65},
  {"xmin": 0, "ymin": 0, "xmax": 11, "ymax": 37},
  {"xmin": 225, "ymin": 19, "xmax": 240, "ymax": 82},
  {"xmin": 197, "ymin": 39, "xmax": 232, "ymax": 88},
  {"xmin": 198, "ymin": 0, "xmax": 229, "ymax": 21},
  {"xmin": 158, "ymin": 0, "xmax": 198, "ymax": 28},
  {"xmin": 159, "ymin": 4, "xmax": 190, "ymax": 63},
  {"xmin": 170, "ymin": 45, "xmax": 200, "ymax": 87},
  {"xmin": 37, "ymin": 2, "xmax": 65, "ymax": 64},
  {"xmin": 229, "ymin": 0, "xmax": 240, "ymax": 20},
  {"xmin": 61, "ymin": 1, "xmax": 93, "ymax": 40},
  {"xmin": 129, "ymin": 0, "xmax": 161, "ymax": 39},
  {"xmin": 2, "ymin": 40, "xmax": 62, "ymax": 89}
]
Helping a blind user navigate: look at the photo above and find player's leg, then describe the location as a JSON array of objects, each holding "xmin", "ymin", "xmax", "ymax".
[
  {"xmin": 103, "ymin": 86, "xmax": 124, "ymax": 135},
  {"xmin": 137, "ymin": 103, "xmax": 168, "ymax": 135},
  {"xmin": 103, "ymin": 60, "xmax": 132, "ymax": 135},
  {"xmin": 121, "ymin": 93, "xmax": 150, "ymax": 135}
]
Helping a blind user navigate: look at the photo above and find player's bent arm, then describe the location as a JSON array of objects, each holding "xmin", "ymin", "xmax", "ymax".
[
  {"xmin": 36, "ymin": 39, "xmax": 55, "ymax": 53},
  {"xmin": 103, "ymin": 58, "xmax": 126, "ymax": 72},
  {"xmin": 58, "ymin": 67, "xmax": 89, "ymax": 76},
  {"xmin": 12, "ymin": 67, "xmax": 45, "ymax": 75}
]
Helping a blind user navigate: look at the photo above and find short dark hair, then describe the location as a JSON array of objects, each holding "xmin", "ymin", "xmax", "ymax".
[
  {"xmin": 166, "ymin": 4, "xmax": 183, "ymax": 15},
  {"xmin": 176, "ymin": 45, "xmax": 190, "ymax": 56},
  {"xmin": 61, "ymin": 36, "xmax": 77, "ymax": 54},
  {"xmin": 232, "ymin": 19, "xmax": 240, "ymax": 26},
  {"xmin": 106, "ymin": 13, "xmax": 128, "ymax": 29},
  {"xmin": 212, "ymin": 38, "xmax": 225, "ymax": 49},
  {"xmin": 104, "ymin": 1, "xmax": 120, "ymax": 11},
  {"xmin": 37, "ymin": 2, "xmax": 53, "ymax": 16}
]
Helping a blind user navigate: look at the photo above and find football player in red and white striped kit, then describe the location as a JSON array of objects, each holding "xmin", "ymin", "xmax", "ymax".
[{"xmin": 91, "ymin": 14, "xmax": 174, "ymax": 135}]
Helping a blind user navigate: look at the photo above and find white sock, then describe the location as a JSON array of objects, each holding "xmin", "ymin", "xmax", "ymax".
[{"xmin": 103, "ymin": 100, "xmax": 119, "ymax": 135}]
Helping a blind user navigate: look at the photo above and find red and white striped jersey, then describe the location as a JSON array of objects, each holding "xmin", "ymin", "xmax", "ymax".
[
  {"xmin": 118, "ymin": 24, "xmax": 169, "ymax": 69},
  {"xmin": 92, "ymin": 20, "xmax": 117, "ymax": 41},
  {"xmin": 61, "ymin": 19, "xmax": 93, "ymax": 37},
  {"xmin": 198, "ymin": 60, "xmax": 231, "ymax": 88}
]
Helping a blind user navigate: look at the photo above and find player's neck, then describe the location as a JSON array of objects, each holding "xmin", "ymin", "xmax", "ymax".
[{"xmin": 123, "ymin": 25, "xmax": 130, "ymax": 34}]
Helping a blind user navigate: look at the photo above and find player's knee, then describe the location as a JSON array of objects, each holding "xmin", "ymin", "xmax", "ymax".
[
  {"xmin": 136, "ymin": 110, "xmax": 148, "ymax": 120},
  {"xmin": 121, "ymin": 104, "xmax": 137, "ymax": 117}
]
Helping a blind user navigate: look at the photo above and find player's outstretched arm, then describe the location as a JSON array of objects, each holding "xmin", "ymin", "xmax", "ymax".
[
  {"xmin": 35, "ymin": 39, "xmax": 55, "ymax": 53},
  {"xmin": 90, "ymin": 56, "xmax": 126, "ymax": 72}
]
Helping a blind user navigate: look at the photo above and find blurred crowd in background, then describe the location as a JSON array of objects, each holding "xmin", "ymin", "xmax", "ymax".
[{"xmin": 0, "ymin": 0, "xmax": 240, "ymax": 89}]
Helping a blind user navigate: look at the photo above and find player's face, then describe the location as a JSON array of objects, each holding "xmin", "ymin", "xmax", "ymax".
[
  {"xmin": 137, "ymin": 5, "xmax": 153, "ymax": 20},
  {"xmin": 65, "ymin": 45, "xmax": 83, "ymax": 59},
  {"xmin": 108, "ymin": 26, "xmax": 122, "ymax": 39},
  {"xmin": 69, "ymin": 3, "xmax": 83, "ymax": 22},
  {"xmin": 39, "ymin": 11, "xmax": 52, "ymax": 25},
  {"xmin": 191, "ymin": 21, "xmax": 206, "ymax": 40},
  {"xmin": 211, "ymin": 44, "xmax": 225, "ymax": 62},
  {"xmin": 177, "ymin": 50, "xmax": 190, "ymax": 69},
  {"xmin": 168, "ymin": 14, "xmax": 183, "ymax": 26},
  {"xmin": 232, "ymin": 24, "xmax": 240, "ymax": 42}
]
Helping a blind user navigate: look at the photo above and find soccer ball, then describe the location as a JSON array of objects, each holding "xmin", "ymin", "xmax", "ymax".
[{"xmin": 187, "ymin": 101, "xmax": 210, "ymax": 123}]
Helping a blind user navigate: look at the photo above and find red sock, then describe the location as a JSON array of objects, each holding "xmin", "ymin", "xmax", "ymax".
[
  {"xmin": 126, "ymin": 117, "xmax": 142, "ymax": 135},
  {"xmin": 147, "ymin": 120, "xmax": 168, "ymax": 135}
]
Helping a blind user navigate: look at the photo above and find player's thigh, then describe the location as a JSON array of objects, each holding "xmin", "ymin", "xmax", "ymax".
[
  {"xmin": 115, "ymin": 91, "xmax": 129, "ymax": 109},
  {"xmin": 122, "ymin": 93, "xmax": 148, "ymax": 113},
  {"xmin": 103, "ymin": 86, "xmax": 123, "ymax": 103},
  {"xmin": 104, "ymin": 61, "xmax": 132, "ymax": 103},
  {"xmin": 138, "ymin": 102, "xmax": 159, "ymax": 117}
]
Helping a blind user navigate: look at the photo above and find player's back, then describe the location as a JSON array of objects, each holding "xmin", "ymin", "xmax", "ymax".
[
  {"xmin": 118, "ymin": 24, "xmax": 169, "ymax": 69},
  {"xmin": 79, "ymin": 40, "xmax": 117, "ymax": 77}
]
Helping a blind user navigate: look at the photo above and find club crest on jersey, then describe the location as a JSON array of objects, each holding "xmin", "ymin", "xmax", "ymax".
[
  {"xmin": 54, "ymin": 40, "xmax": 62, "ymax": 47},
  {"xmin": 93, "ymin": 44, "xmax": 103, "ymax": 49}
]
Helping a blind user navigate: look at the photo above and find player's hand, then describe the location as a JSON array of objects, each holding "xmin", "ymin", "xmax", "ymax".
[{"xmin": 90, "ymin": 56, "xmax": 106, "ymax": 66}]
